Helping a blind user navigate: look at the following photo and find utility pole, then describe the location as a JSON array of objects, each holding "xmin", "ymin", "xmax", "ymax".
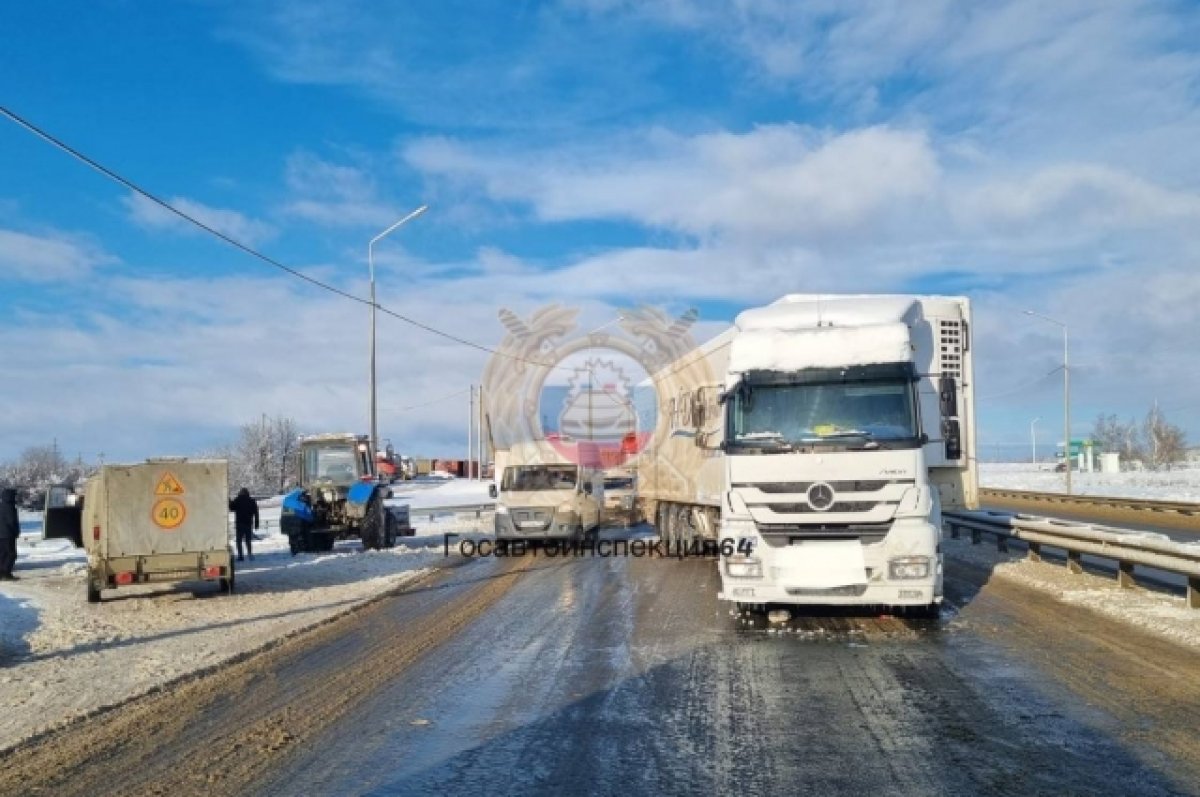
[
  {"xmin": 468, "ymin": 385, "xmax": 475, "ymax": 479},
  {"xmin": 477, "ymin": 384, "xmax": 484, "ymax": 481},
  {"xmin": 1030, "ymin": 417, "xmax": 1040, "ymax": 465}
]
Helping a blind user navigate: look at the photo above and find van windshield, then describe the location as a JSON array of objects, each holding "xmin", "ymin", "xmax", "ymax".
[{"xmin": 502, "ymin": 465, "xmax": 578, "ymax": 491}]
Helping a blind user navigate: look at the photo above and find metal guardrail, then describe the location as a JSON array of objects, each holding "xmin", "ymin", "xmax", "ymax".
[
  {"xmin": 944, "ymin": 509, "xmax": 1200, "ymax": 609},
  {"xmin": 403, "ymin": 503, "xmax": 495, "ymax": 523},
  {"xmin": 980, "ymin": 488, "xmax": 1200, "ymax": 530}
]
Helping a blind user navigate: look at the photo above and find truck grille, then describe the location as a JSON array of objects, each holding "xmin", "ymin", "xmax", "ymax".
[
  {"xmin": 767, "ymin": 502, "xmax": 879, "ymax": 514},
  {"xmin": 739, "ymin": 480, "xmax": 910, "ymax": 494},
  {"xmin": 757, "ymin": 523, "xmax": 891, "ymax": 545}
]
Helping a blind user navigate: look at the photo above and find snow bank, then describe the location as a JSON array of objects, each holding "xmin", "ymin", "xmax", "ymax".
[
  {"xmin": 943, "ymin": 535, "xmax": 1200, "ymax": 649},
  {"xmin": 0, "ymin": 480, "xmax": 490, "ymax": 751},
  {"xmin": 981, "ymin": 462, "xmax": 1200, "ymax": 502}
]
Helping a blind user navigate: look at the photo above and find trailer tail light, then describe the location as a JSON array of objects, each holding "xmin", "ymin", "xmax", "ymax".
[
  {"xmin": 93, "ymin": 525, "xmax": 101, "ymax": 541},
  {"xmin": 114, "ymin": 571, "xmax": 135, "ymax": 585},
  {"xmin": 203, "ymin": 566, "xmax": 222, "ymax": 578}
]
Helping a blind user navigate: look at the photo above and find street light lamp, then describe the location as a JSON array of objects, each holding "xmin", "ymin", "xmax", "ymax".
[
  {"xmin": 368, "ymin": 205, "xmax": 428, "ymax": 463},
  {"xmin": 1030, "ymin": 416, "xmax": 1040, "ymax": 465},
  {"xmin": 1024, "ymin": 310, "xmax": 1071, "ymax": 494}
]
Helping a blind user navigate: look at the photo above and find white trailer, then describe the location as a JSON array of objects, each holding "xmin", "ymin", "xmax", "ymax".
[{"xmin": 641, "ymin": 294, "xmax": 977, "ymax": 615}]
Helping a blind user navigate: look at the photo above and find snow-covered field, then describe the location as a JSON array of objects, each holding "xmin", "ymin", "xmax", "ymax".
[
  {"xmin": 0, "ymin": 479, "xmax": 493, "ymax": 752},
  {"xmin": 980, "ymin": 462, "xmax": 1200, "ymax": 502}
]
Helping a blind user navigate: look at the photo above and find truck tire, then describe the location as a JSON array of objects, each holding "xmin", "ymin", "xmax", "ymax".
[
  {"xmin": 361, "ymin": 495, "xmax": 385, "ymax": 551},
  {"xmin": 220, "ymin": 572, "xmax": 235, "ymax": 594},
  {"xmin": 86, "ymin": 573, "xmax": 102, "ymax": 604},
  {"xmin": 902, "ymin": 603, "xmax": 940, "ymax": 620}
]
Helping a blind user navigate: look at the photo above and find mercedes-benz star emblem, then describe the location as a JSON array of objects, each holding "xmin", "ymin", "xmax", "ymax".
[{"xmin": 807, "ymin": 482, "xmax": 836, "ymax": 511}]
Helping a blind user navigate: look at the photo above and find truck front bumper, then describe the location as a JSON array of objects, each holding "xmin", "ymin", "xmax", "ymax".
[{"xmin": 717, "ymin": 518, "xmax": 943, "ymax": 607}]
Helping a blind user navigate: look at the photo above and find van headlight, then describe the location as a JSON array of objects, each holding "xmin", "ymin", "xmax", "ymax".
[
  {"xmin": 725, "ymin": 554, "xmax": 762, "ymax": 579},
  {"xmin": 889, "ymin": 556, "xmax": 931, "ymax": 580}
]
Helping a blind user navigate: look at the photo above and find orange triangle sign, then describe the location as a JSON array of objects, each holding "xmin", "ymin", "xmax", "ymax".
[{"xmin": 155, "ymin": 472, "xmax": 186, "ymax": 496}]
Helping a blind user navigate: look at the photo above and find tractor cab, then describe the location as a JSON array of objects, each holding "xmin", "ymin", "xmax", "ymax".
[{"xmin": 300, "ymin": 434, "xmax": 375, "ymax": 488}]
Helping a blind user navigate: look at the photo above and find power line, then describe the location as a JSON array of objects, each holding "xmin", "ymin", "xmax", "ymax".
[
  {"xmin": 394, "ymin": 387, "xmax": 472, "ymax": 412},
  {"xmin": 977, "ymin": 367, "xmax": 1062, "ymax": 402},
  {"xmin": 0, "ymin": 105, "xmax": 566, "ymax": 371}
]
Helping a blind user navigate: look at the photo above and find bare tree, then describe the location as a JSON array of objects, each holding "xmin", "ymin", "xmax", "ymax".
[{"xmin": 1144, "ymin": 404, "xmax": 1187, "ymax": 471}]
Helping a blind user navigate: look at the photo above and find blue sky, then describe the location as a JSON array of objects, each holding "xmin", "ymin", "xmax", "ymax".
[{"xmin": 3, "ymin": 0, "xmax": 1200, "ymax": 462}]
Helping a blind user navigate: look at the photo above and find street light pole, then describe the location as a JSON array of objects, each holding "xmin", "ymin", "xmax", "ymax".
[
  {"xmin": 1030, "ymin": 417, "xmax": 1040, "ymax": 465},
  {"xmin": 1025, "ymin": 310, "xmax": 1071, "ymax": 494},
  {"xmin": 367, "ymin": 205, "xmax": 427, "ymax": 463}
]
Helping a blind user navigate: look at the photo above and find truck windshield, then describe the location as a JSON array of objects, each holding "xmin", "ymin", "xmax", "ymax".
[
  {"xmin": 727, "ymin": 379, "xmax": 919, "ymax": 450},
  {"xmin": 604, "ymin": 477, "xmax": 635, "ymax": 491},
  {"xmin": 304, "ymin": 446, "xmax": 359, "ymax": 482},
  {"xmin": 502, "ymin": 465, "xmax": 578, "ymax": 491}
]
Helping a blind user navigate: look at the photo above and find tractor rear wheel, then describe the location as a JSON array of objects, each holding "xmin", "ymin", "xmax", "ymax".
[{"xmin": 361, "ymin": 494, "xmax": 386, "ymax": 551}]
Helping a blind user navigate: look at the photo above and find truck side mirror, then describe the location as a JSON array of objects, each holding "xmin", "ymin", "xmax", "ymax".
[
  {"xmin": 939, "ymin": 375, "xmax": 958, "ymax": 417},
  {"xmin": 488, "ymin": 484, "xmax": 498, "ymax": 499},
  {"xmin": 943, "ymin": 419, "xmax": 962, "ymax": 460}
]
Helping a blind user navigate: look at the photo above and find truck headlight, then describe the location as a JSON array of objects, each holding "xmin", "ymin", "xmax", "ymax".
[
  {"xmin": 889, "ymin": 556, "xmax": 931, "ymax": 580},
  {"xmin": 622, "ymin": 496, "xmax": 634, "ymax": 510},
  {"xmin": 725, "ymin": 554, "xmax": 762, "ymax": 579}
]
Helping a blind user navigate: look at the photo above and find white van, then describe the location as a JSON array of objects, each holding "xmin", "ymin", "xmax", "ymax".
[{"xmin": 491, "ymin": 462, "xmax": 604, "ymax": 544}]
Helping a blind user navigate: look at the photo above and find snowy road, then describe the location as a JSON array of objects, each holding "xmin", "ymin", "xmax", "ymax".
[{"xmin": 3, "ymin": 527, "xmax": 1198, "ymax": 797}]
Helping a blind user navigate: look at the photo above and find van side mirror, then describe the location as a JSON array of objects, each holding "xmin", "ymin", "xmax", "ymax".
[
  {"xmin": 943, "ymin": 419, "xmax": 962, "ymax": 460},
  {"xmin": 488, "ymin": 484, "xmax": 498, "ymax": 499}
]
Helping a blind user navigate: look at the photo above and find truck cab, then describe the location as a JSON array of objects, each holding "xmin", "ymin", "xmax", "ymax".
[
  {"xmin": 492, "ymin": 462, "xmax": 604, "ymax": 544},
  {"xmin": 711, "ymin": 295, "xmax": 976, "ymax": 616}
]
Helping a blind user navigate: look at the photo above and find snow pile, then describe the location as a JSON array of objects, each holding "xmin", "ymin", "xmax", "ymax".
[
  {"xmin": 0, "ymin": 479, "xmax": 489, "ymax": 751},
  {"xmin": 981, "ymin": 462, "xmax": 1200, "ymax": 502},
  {"xmin": 943, "ymin": 535, "xmax": 1200, "ymax": 649},
  {"xmin": 389, "ymin": 477, "xmax": 494, "ymax": 510},
  {"xmin": 727, "ymin": 323, "xmax": 911, "ymax": 384}
]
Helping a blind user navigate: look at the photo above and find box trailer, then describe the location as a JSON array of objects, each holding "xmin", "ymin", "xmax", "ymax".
[
  {"xmin": 640, "ymin": 294, "xmax": 977, "ymax": 616},
  {"xmin": 71, "ymin": 459, "xmax": 234, "ymax": 603}
]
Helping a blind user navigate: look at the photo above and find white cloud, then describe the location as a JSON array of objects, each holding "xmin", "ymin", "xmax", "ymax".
[
  {"xmin": 406, "ymin": 125, "xmax": 940, "ymax": 241},
  {"xmin": 279, "ymin": 151, "xmax": 405, "ymax": 228},
  {"xmin": 0, "ymin": 227, "xmax": 112, "ymax": 282},
  {"xmin": 122, "ymin": 193, "xmax": 277, "ymax": 246}
]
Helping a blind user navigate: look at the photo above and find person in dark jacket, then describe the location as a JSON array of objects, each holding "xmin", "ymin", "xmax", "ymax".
[
  {"xmin": 229, "ymin": 488, "xmax": 260, "ymax": 562},
  {"xmin": 0, "ymin": 488, "xmax": 20, "ymax": 580}
]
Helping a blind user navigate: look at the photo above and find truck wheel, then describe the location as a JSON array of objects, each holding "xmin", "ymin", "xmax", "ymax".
[
  {"xmin": 220, "ymin": 574, "xmax": 235, "ymax": 594},
  {"xmin": 86, "ymin": 575, "xmax": 102, "ymax": 604},
  {"xmin": 903, "ymin": 603, "xmax": 940, "ymax": 621},
  {"xmin": 289, "ymin": 534, "xmax": 302, "ymax": 556}
]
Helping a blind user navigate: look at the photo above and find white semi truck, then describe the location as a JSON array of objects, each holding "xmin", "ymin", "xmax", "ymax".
[{"xmin": 640, "ymin": 294, "xmax": 977, "ymax": 616}]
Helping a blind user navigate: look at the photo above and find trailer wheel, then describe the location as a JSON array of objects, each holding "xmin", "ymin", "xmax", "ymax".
[{"xmin": 86, "ymin": 574, "xmax": 102, "ymax": 604}]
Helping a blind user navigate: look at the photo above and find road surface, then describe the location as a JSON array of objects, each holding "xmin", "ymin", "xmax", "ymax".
[{"xmin": 2, "ymin": 530, "xmax": 1197, "ymax": 797}]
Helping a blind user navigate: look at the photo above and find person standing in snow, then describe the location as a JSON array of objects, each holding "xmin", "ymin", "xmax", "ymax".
[
  {"xmin": 0, "ymin": 488, "xmax": 20, "ymax": 580},
  {"xmin": 229, "ymin": 487, "xmax": 260, "ymax": 562}
]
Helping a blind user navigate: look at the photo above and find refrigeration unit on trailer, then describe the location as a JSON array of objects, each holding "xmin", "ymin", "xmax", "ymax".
[{"xmin": 642, "ymin": 294, "xmax": 977, "ymax": 615}]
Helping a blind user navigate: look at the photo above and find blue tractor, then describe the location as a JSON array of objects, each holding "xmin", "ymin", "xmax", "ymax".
[{"xmin": 281, "ymin": 433, "xmax": 412, "ymax": 554}]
